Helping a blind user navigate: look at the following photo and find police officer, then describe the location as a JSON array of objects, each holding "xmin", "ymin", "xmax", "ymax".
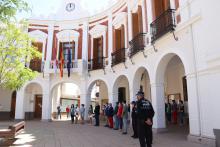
[
  {"xmin": 131, "ymin": 101, "xmax": 138, "ymax": 138},
  {"xmin": 136, "ymin": 91, "xmax": 155, "ymax": 147}
]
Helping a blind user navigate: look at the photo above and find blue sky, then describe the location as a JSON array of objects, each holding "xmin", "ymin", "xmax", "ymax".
[{"xmin": 18, "ymin": 0, "xmax": 117, "ymax": 19}]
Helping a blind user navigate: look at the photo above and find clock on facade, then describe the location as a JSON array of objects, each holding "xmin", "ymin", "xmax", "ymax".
[{"xmin": 66, "ymin": 3, "xmax": 75, "ymax": 12}]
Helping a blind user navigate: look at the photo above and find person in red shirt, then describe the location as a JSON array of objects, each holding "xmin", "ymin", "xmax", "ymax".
[
  {"xmin": 66, "ymin": 106, "xmax": 70, "ymax": 119},
  {"xmin": 117, "ymin": 102, "xmax": 123, "ymax": 130}
]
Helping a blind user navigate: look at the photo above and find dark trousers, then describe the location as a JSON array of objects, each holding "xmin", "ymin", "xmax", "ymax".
[
  {"xmin": 119, "ymin": 117, "xmax": 123, "ymax": 129},
  {"xmin": 166, "ymin": 112, "xmax": 171, "ymax": 123},
  {"xmin": 71, "ymin": 114, "xmax": 74, "ymax": 124},
  {"xmin": 95, "ymin": 114, "xmax": 99, "ymax": 126},
  {"xmin": 132, "ymin": 118, "xmax": 138, "ymax": 137},
  {"xmin": 138, "ymin": 120, "xmax": 152, "ymax": 147}
]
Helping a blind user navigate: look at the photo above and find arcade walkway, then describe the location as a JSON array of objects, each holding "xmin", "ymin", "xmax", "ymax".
[{"xmin": 0, "ymin": 121, "xmax": 211, "ymax": 147}]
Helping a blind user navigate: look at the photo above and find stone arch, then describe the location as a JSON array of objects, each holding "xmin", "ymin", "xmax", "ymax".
[
  {"xmin": 50, "ymin": 81, "xmax": 81, "ymax": 120},
  {"xmin": 152, "ymin": 52, "xmax": 190, "ymax": 132},
  {"xmin": 132, "ymin": 66, "xmax": 151, "ymax": 101},
  {"xmin": 112, "ymin": 75, "xmax": 130, "ymax": 104},
  {"xmin": 87, "ymin": 79, "xmax": 109, "ymax": 107},
  {"xmin": 50, "ymin": 79, "xmax": 80, "ymax": 92},
  {"xmin": 24, "ymin": 82, "xmax": 43, "ymax": 120},
  {"xmin": 153, "ymin": 51, "xmax": 190, "ymax": 83}
]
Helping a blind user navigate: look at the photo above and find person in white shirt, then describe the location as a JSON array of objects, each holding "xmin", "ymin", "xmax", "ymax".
[{"xmin": 80, "ymin": 104, "xmax": 85, "ymax": 124}]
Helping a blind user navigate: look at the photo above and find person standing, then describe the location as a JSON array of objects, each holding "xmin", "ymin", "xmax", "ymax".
[
  {"xmin": 117, "ymin": 102, "xmax": 123, "ymax": 131},
  {"xmin": 122, "ymin": 101, "xmax": 128, "ymax": 134},
  {"xmin": 57, "ymin": 105, "xmax": 61, "ymax": 120},
  {"xmin": 172, "ymin": 100, "xmax": 178, "ymax": 124},
  {"xmin": 136, "ymin": 91, "xmax": 155, "ymax": 147},
  {"xmin": 165, "ymin": 100, "xmax": 172, "ymax": 124},
  {"xmin": 131, "ymin": 101, "xmax": 138, "ymax": 138},
  {"xmin": 178, "ymin": 100, "xmax": 185, "ymax": 126},
  {"xmin": 108, "ymin": 103, "xmax": 114, "ymax": 128},
  {"xmin": 66, "ymin": 105, "xmax": 70, "ymax": 119},
  {"xmin": 104, "ymin": 103, "xmax": 109, "ymax": 127},
  {"xmin": 94, "ymin": 103, "xmax": 100, "ymax": 126},
  {"xmin": 113, "ymin": 102, "xmax": 119, "ymax": 130},
  {"xmin": 70, "ymin": 104, "xmax": 75, "ymax": 124},
  {"xmin": 88, "ymin": 105, "xmax": 93, "ymax": 125},
  {"xmin": 75, "ymin": 104, "xmax": 79, "ymax": 124},
  {"xmin": 80, "ymin": 104, "xmax": 85, "ymax": 124}
]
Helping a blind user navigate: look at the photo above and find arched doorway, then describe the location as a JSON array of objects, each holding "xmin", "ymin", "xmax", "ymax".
[
  {"xmin": 113, "ymin": 75, "xmax": 130, "ymax": 104},
  {"xmin": 87, "ymin": 80, "xmax": 109, "ymax": 115},
  {"xmin": 24, "ymin": 83, "xmax": 43, "ymax": 120},
  {"xmin": 51, "ymin": 82, "xmax": 80, "ymax": 121},
  {"xmin": 155, "ymin": 54, "xmax": 189, "ymax": 135},
  {"xmin": 133, "ymin": 67, "xmax": 151, "ymax": 101}
]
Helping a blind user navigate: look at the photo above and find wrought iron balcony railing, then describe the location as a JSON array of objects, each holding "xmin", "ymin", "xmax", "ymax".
[
  {"xmin": 111, "ymin": 48, "xmax": 126, "ymax": 67},
  {"xmin": 50, "ymin": 60, "xmax": 78, "ymax": 69},
  {"xmin": 29, "ymin": 59, "xmax": 43, "ymax": 72},
  {"xmin": 129, "ymin": 33, "xmax": 148, "ymax": 58},
  {"xmin": 88, "ymin": 57, "xmax": 106, "ymax": 71},
  {"xmin": 150, "ymin": 9, "xmax": 176, "ymax": 43}
]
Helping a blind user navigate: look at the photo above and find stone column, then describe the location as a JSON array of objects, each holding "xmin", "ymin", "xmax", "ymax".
[
  {"xmin": 108, "ymin": 12, "xmax": 113, "ymax": 67},
  {"xmin": 151, "ymin": 83, "xmax": 166, "ymax": 131},
  {"xmin": 108, "ymin": 92, "xmax": 118, "ymax": 107},
  {"xmin": 80, "ymin": 79, "xmax": 89, "ymax": 120},
  {"xmin": 42, "ymin": 76, "xmax": 51, "ymax": 121},
  {"xmin": 82, "ymin": 21, "xmax": 88, "ymax": 61},
  {"xmin": 141, "ymin": 0, "xmax": 147, "ymax": 32},
  {"xmin": 186, "ymin": 75, "xmax": 201, "ymax": 136},
  {"xmin": 15, "ymin": 87, "xmax": 25, "ymax": 120},
  {"xmin": 45, "ymin": 24, "xmax": 54, "ymax": 72},
  {"xmin": 146, "ymin": 0, "xmax": 153, "ymax": 36},
  {"xmin": 127, "ymin": 0, "xmax": 133, "ymax": 41}
]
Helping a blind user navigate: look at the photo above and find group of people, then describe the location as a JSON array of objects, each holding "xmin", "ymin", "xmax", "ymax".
[
  {"xmin": 102, "ymin": 101, "xmax": 129, "ymax": 134},
  {"xmin": 57, "ymin": 91, "xmax": 155, "ymax": 147},
  {"xmin": 57, "ymin": 104, "xmax": 86, "ymax": 124},
  {"xmin": 92, "ymin": 91, "xmax": 155, "ymax": 147},
  {"xmin": 165, "ymin": 99, "xmax": 185, "ymax": 125}
]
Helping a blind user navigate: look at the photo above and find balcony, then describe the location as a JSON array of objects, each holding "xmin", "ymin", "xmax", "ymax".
[
  {"xmin": 129, "ymin": 33, "xmax": 148, "ymax": 58},
  {"xmin": 111, "ymin": 48, "xmax": 126, "ymax": 67},
  {"xmin": 50, "ymin": 60, "xmax": 78, "ymax": 69},
  {"xmin": 88, "ymin": 57, "xmax": 106, "ymax": 71},
  {"xmin": 150, "ymin": 9, "xmax": 176, "ymax": 43},
  {"xmin": 29, "ymin": 59, "xmax": 43, "ymax": 72}
]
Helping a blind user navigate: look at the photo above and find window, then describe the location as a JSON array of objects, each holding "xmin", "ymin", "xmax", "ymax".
[{"xmin": 59, "ymin": 42, "xmax": 75, "ymax": 60}]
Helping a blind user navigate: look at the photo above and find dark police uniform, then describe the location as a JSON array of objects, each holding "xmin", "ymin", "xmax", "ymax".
[
  {"xmin": 131, "ymin": 103, "xmax": 138, "ymax": 138},
  {"xmin": 137, "ymin": 97, "xmax": 155, "ymax": 147}
]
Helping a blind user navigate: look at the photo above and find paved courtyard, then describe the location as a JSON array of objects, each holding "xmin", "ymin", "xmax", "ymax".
[{"xmin": 0, "ymin": 121, "xmax": 211, "ymax": 147}]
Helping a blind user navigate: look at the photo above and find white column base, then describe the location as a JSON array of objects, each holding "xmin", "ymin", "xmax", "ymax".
[
  {"xmin": 187, "ymin": 134, "xmax": 215, "ymax": 147},
  {"xmin": 15, "ymin": 88, "xmax": 25, "ymax": 120},
  {"xmin": 151, "ymin": 83, "xmax": 166, "ymax": 129}
]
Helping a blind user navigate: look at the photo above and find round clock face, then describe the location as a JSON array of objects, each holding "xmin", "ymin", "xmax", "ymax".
[{"xmin": 66, "ymin": 3, "xmax": 75, "ymax": 12}]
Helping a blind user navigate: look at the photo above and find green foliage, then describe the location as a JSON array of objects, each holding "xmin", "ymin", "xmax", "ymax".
[
  {"xmin": 0, "ymin": 0, "xmax": 29, "ymax": 22},
  {"xmin": 0, "ymin": 0, "xmax": 42, "ymax": 90},
  {"xmin": 0, "ymin": 23, "xmax": 42, "ymax": 90}
]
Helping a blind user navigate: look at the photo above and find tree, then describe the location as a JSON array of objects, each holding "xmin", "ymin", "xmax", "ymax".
[
  {"xmin": 0, "ymin": 0, "xmax": 29, "ymax": 22},
  {"xmin": 0, "ymin": 0, "xmax": 42, "ymax": 90},
  {"xmin": 0, "ymin": 23, "xmax": 41, "ymax": 90}
]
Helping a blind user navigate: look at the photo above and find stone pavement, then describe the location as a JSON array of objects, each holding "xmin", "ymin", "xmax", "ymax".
[{"xmin": 0, "ymin": 121, "xmax": 212, "ymax": 147}]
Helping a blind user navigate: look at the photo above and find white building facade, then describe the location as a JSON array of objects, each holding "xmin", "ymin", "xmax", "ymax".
[{"xmin": 0, "ymin": 0, "xmax": 220, "ymax": 146}]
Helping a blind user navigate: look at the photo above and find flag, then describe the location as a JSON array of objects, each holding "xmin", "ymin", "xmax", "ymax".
[
  {"xmin": 59, "ymin": 46, "xmax": 64, "ymax": 78},
  {"xmin": 67, "ymin": 48, "xmax": 71, "ymax": 77},
  {"xmin": 54, "ymin": 60, "xmax": 57, "ymax": 76}
]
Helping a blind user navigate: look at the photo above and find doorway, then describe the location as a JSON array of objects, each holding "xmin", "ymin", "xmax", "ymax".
[
  {"xmin": 118, "ymin": 87, "xmax": 126, "ymax": 103},
  {"xmin": 34, "ymin": 95, "xmax": 42, "ymax": 119}
]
